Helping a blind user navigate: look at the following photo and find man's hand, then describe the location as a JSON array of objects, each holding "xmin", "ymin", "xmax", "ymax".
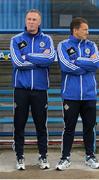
[
  {"xmin": 90, "ymin": 54, "xmax": 97, "ymax": 59},
  {"xmin": 43, "ymin": 49, "xmax": 50, "ymax": 54},
  {"xmin": 22, "ymin": 55, "xmax": 26, "ymax": 60}
]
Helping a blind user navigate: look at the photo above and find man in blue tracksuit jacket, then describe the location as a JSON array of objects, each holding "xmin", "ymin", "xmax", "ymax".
[
  {"xmin": 10, "ymin": 9, "xmax": 55, "ymax": 170},
  {"xmin": 56, "ymin": 17, "xmax": 99, "ymax": 170}
]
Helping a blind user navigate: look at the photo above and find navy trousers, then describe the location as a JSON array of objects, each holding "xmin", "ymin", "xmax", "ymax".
[
  {"xmin": 62, "ymin": 100, "xmax": 96, "ymax": 158},
  {"xmin": 14, "ymin": 88, "xmax": 48, "ymax": 158}
]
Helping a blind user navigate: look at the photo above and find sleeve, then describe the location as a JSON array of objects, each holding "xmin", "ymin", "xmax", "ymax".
[
  {"xmin": 10, "ymin": 38, "xmax": 36, "ymax": 70},
  {"xmin": 75, "ymin": 42, "xmax": 99, "ymax": 71},
  {"xmin": 57, "ymin": 42, "xmax": 86, "ymax": 75},
  {"xmin": 25, "ymin": 35, "xmax": 55, "ymax": 67}
]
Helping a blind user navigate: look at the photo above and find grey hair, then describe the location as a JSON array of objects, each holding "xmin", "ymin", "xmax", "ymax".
[{"xmin": 25, "ymin": 9, "xmax": 41, "ymax": 18}]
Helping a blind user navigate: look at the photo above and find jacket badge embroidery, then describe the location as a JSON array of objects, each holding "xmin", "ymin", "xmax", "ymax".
[
  {"xmin": 64, "ymin": 104, "xmax": 69, "ymax": 110},
  {"xmin": 85, "ymin": 48, "xmax": 90, "ymax": 55},
  {"xmin": 40, "ymin": 41, "xmax": 45, "ymax": 48}
]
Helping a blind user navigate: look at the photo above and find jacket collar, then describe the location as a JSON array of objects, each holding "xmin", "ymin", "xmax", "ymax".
[
  {"xmin": 24, "ymin": 26, "xmax": 41, "ymax": 37},
  {"xmin": 69, "ymin": 35, "xmax": 85, "ymax": 44}
]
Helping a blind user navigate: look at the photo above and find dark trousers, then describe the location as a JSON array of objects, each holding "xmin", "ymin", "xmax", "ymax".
[
  {"xmin": 14, "ymin": 88, "xmax": 48, "ymax": 158},
  {"xmin": 62, "ymin": 100, "xmax": 96, "ymax": 158}
]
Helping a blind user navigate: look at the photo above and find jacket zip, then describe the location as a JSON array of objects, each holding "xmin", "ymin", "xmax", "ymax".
[
  {"xmin": 31, "ymin": 37, "xmax": 34, "ymax": 89},
  {"xmin": 78, "ymin": 40, "xmax": 83, "ymax": 100},
  {"xmin": 80, "ymin": 75, "xmax": 83, "ymax": 100}
]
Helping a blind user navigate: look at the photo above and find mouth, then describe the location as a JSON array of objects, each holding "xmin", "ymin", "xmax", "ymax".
[{"xmin": 28, "ymin": 26, "xmax": 34, "ymax": 30}]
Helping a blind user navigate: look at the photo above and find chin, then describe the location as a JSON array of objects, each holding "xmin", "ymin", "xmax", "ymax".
[
  {"xmin": 82, "ymin": 37, "xmax": 87, "ymax": 40},
  {"xmin": 28, "ymin": 29, "xmax": 34, "ymax": 33}
]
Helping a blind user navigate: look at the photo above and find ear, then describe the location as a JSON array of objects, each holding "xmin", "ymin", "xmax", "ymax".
[
  {"xmin": 25, "ymin": 17, "xmax": 27, "ymax": 27},
  {"xmin": 73, "ymin": 28, "xmax": 77, "ymax": 33},
  {"xmin": 38, "ymin": 18, "xmax": 41, "ymax": 26}
]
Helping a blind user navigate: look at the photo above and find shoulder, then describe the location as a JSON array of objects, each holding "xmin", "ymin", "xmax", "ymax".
[
  {"xmin": 85, "ymin": 39, "xmax": 96, "ymax": 47},
  {"xmin": 11, "ymin": 32, "xmax": 24, "ymax": 41},
  {"xmin": 40, "ymin": 32, "xmax": 53, "ymax": 41},
  {"xmin": 58, "ymin": 39, "xmax": 70, "ymax": 48}
]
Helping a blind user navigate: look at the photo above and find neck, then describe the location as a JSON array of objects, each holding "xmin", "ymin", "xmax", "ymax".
[{"xmin": 28, "ymin": 29, "xmax": 38, "ymax": 35}]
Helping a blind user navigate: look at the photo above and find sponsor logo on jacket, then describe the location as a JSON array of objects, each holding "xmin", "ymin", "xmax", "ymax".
[
  {"xmin": 67, "ymin": 47, "xmax": 76, "ymax": 56},
  {"xmin": 18, "ymin": 41, "xmax": 27, "ymax": 49}
]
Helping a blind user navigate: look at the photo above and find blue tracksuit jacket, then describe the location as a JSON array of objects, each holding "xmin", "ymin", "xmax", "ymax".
[
  {"xmin": 57, "ymin": 35, "xmax": 99, "ymax": 100},
  {"xmin": 10, "ymin": 29, "xmax": 55, "ymax": 90}
]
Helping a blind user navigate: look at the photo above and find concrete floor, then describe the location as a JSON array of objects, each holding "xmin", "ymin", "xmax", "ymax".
[{"xmin": 0, "ymin": 147, "xmax": 99, "ymax": 179}]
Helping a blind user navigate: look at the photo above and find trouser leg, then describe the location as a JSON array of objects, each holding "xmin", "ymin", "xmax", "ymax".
[
  {"xmin": 62, "ymin": 100, "xmax": 80, "ymax": 158},
  {"xmin": 30, "ymin": 90, "xmax": 48, "ymax": 158},
  {"xmin": 14, "ymin": 89, "xmax": 29, "ymax": 158},
  {"xmin": 80, "ymin": 100, "xmax": 96, "ymax": 156}
]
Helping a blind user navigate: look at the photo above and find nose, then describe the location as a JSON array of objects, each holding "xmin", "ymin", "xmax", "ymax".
[{"xmin": 30, "ymin": 19, "xmax": 33, "ymax": 23}]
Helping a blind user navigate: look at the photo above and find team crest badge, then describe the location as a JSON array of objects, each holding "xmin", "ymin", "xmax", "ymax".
[
  {"xmin": 39, "ymin": 41, "xmax": 45, "ymax": 48},
  {"xmin": 85, "ymin": 48, "xmax": 90, "ymax": 55},
  {"xmin": 64, "ymin": 104, "xmax": 69, "ymax": 110}
]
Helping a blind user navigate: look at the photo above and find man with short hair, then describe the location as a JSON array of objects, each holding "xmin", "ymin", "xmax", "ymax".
[
  {"xmin": 10, "ymin": 9, "xmax": 55, "ymax": 170},
  {"xmin": 56, "ymin": 17, "xmax": 99, "ymax": 170}
]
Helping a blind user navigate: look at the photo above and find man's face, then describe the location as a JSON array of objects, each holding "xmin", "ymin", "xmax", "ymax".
[
  {"xmin": 25, "ymin": 12, "xmax": 41, "ymax": 34},
  {"xmin": 73, "ymin": 23, "xmax": 89, "ymax": 40}
]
